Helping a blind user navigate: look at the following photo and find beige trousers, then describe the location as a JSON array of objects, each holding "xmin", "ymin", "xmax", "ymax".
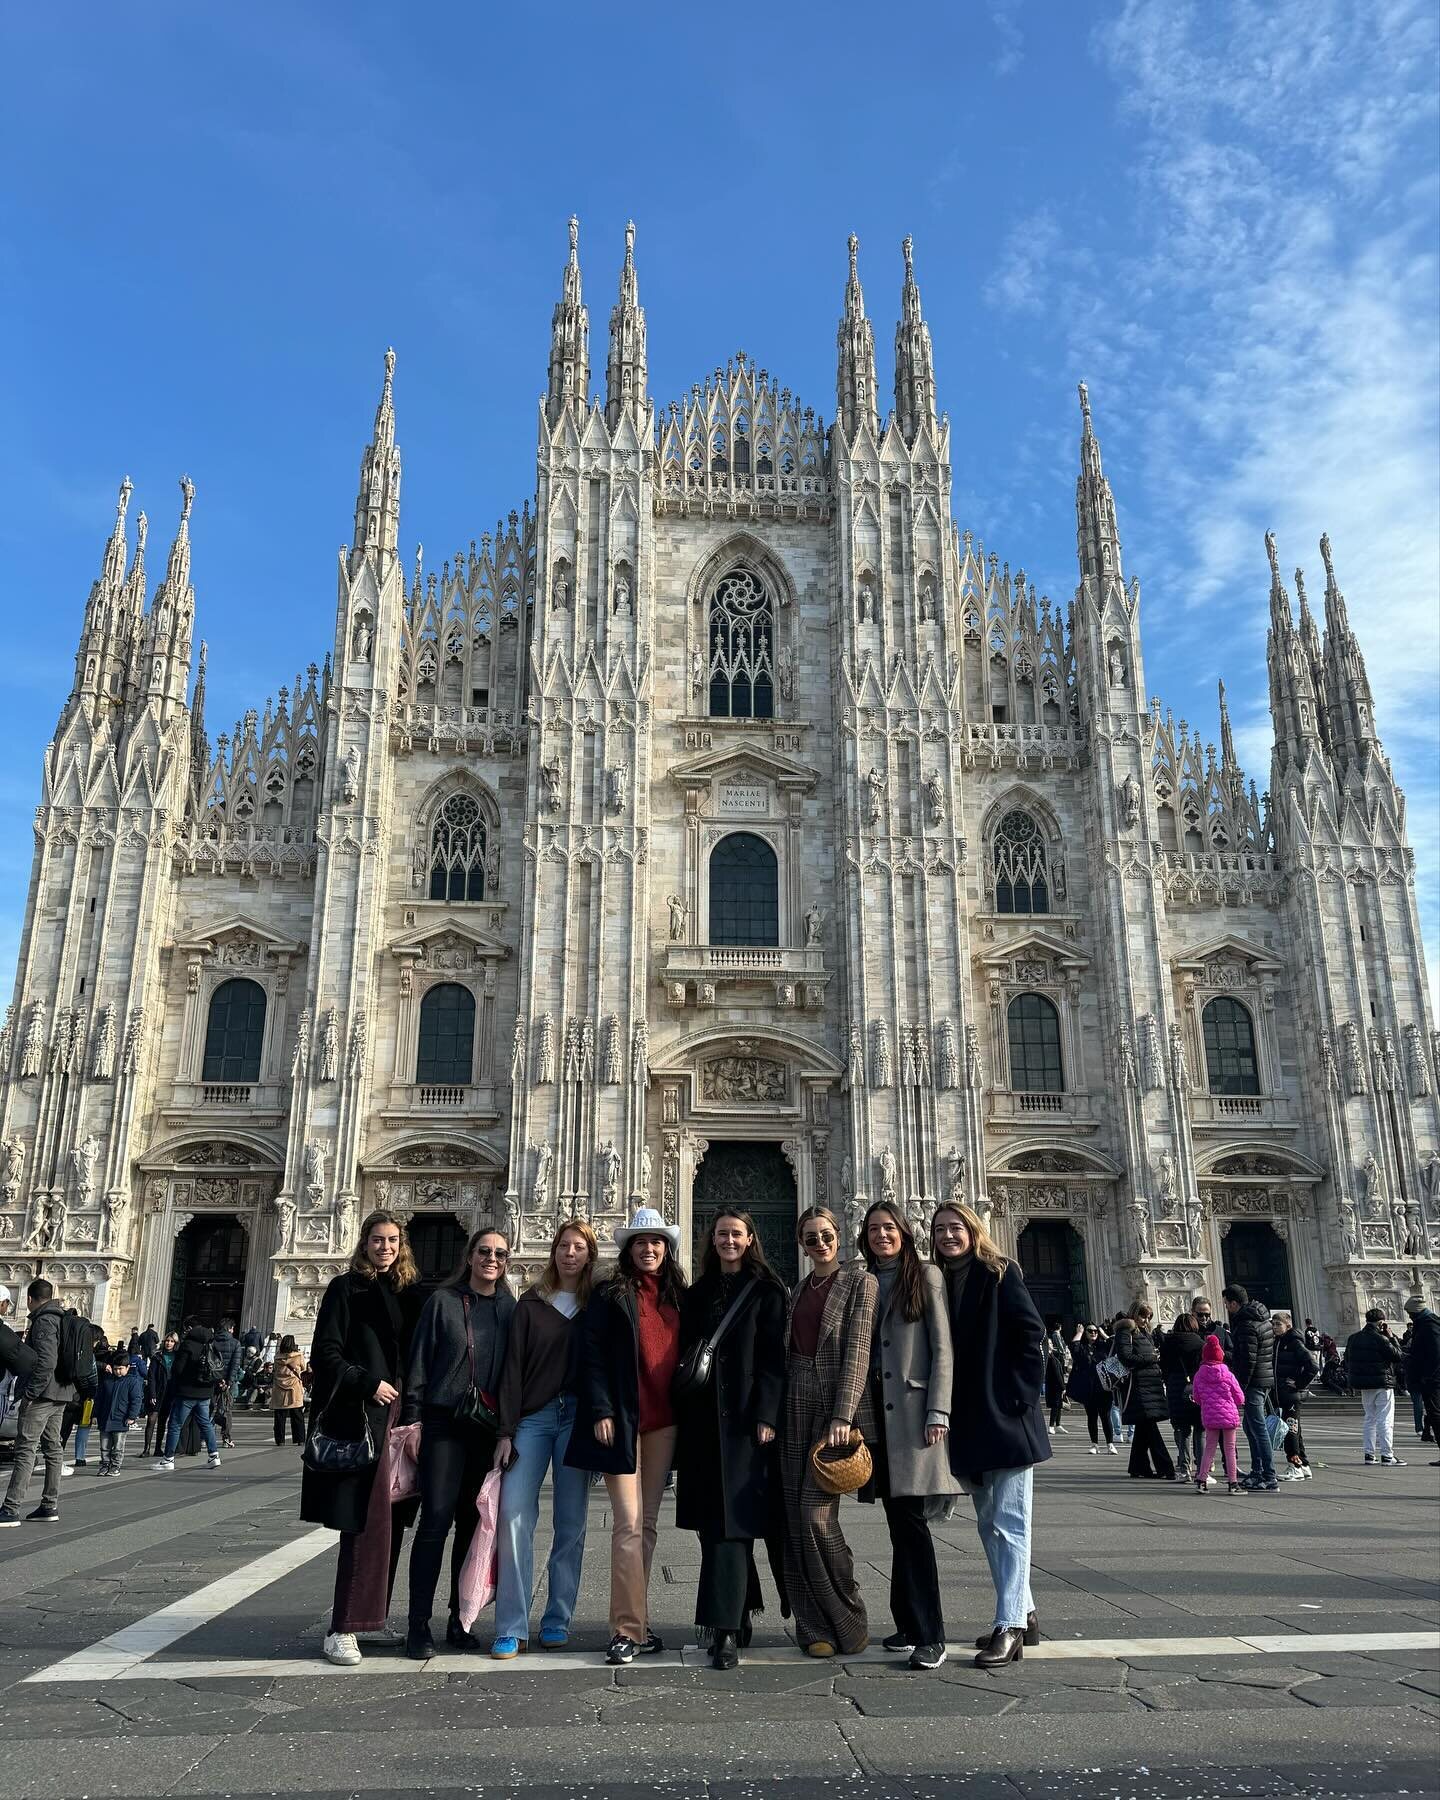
[{"xmin": 603, "ymin": 1425, "xmax": 677, "ymax": 1643}]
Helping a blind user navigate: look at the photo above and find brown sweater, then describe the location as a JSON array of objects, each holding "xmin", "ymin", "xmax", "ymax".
[{"xmin": 495, "ymin": 1287, "xmax": 580, "ymax": 1437}]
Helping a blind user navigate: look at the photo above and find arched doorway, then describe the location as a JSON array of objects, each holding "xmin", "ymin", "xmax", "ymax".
[
  {"xmin": 1221, "ymin": 1222, "xmax": 1293, "ymax": 1311},
  {"xmin": 691, "ymin": 1142, "xmax": 797, "ymax": 1278},
  {"xmin": 167, "ymin": 1214, "xmax": 247, "ymax": 1332},
  {"xmin": 409, "ymin": 1213, "xmax": 468, "ymax": 1292},
  {"xmin": 1016, "ymin": 1220, "xmax": 1090, "ymax": 1330}
]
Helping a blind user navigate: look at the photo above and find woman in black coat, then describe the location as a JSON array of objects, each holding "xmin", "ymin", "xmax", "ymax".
[
  {"xmin": 301, "ymin": 1209, "xmax": 426, "ymax": 1667},
  {"xmin": 1067, "ymin": 1325, "xmax": 1117, "ymax": 1453},
  {"xmin": 1113, "ymin": 1302, "xmax": 1175, "ymax": 1479},
  {"xmin": 1160, "ymin": 1312, "xmax": 1205, "ymax": 1481},
  {"xmin": 931, "ymin": 1201, "xmax": 1050, "ymax": 1671},
  {"xmin": 673, "ymin": 1209, "xmax": 787, "ymax": 1669}
]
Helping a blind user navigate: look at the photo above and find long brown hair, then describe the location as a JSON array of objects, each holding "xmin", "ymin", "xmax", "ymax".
[
  {"xmin": 446, "ymin": 1224, "xmax": 513, "ymax": 1294},
  {"xmin": 611, "ymin": 1232, "xmax": 687, "ymax": 1310},
  {"xmin": 929, "ymin": 1201, "xmax": 1008, "ymax": 1280},
  {"xmin": 700, "ymin": 1209, "xmax": 784, "ymax": 1287},
  {"xmin": 535, "ymin": 1219, "xmax": 599, "ymax": 1307},
  {"xmin": 858, "ymin": 1201, "xmax": 924, "ymax": 1323},
  {"xmin": 348, "ymin": 1209, "xmax": 418, "ymax": 1290}
]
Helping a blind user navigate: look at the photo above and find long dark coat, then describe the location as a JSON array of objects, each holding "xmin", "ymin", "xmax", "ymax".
[
  {"xmin": 942, "ymin": 1258, "xmax": 1052, "ymax": 1481},
  {"xmin": 300, "ymin": 1270, "xmax": 424, "ymax": 1536},
  {"xmin": 564, "ymin": 1277, "xmax": 650, "ymax": 1477},
  {"xmin": 1160, "ymin": 1322, "xmax": 1204, "ymax": 1427},
  {"xmin": 673, "ymin": 1272, "xmax": 786, "ymax": 1540},
  {"xmin": 1114, "ymin": 1321, "xmax": 1168, "ymax": 1423}
]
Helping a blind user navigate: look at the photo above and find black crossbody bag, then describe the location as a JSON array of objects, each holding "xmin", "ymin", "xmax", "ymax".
[{"xmin": 672, "ymin": 1278, "xmax": 760, "ymax": 1399}]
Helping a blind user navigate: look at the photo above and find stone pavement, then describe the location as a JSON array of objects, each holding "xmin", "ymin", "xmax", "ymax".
[{"xmin": 1, "ymin": 1404, "xmax": 1437, "ymax": 1799}]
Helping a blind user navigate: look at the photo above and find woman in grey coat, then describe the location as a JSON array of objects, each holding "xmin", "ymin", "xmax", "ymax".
[{"xmin": 855, "ymin": 1200, "xmax": 961, "ymax": 1670}]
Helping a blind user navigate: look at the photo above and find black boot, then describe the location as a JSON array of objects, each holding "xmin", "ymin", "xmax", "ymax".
[
  {"xmin": 405, "ymin": 1623, "xmax": 435, "ymax": 1661},
  {"xmin": 446, "ymin": 1617, "xmax": 482, "ymax": 1652},
  {"xmin": 975, "ymin": 1610, "xmax": 1039, "ymax": 1648},
  {"xmin": 974, "ymin": 1626, "xmax": 1025, "ymax": 1668},
  {"xmin": 710, "ymin": 1630, "xmax": 739, "ymax": 1671}
]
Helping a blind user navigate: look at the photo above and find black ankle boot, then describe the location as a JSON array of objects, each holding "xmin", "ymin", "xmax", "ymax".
[
  {"xmin": 405, "ymin": 1623, "xmax": 435, "ymax": 1661},
  {"xmin": 446, "ymin": 1617, "xmax": 481, "ymax": 1652},
  {"xmin": 974, "ymin": 1625, "xmax": 1025, "ymax": 1668},
  {"xmin": 975, "ymin": 1610, "xmax": 1038, "ymax": 1648},
  {"xmin": 710, "ymin": 1630, "xmax": 739, "ymax": 1670}
]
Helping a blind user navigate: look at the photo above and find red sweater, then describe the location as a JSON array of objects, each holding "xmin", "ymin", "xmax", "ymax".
[{"xmin": 635, "ymin": 1272, "xmax": 681, "ymax": 1433}]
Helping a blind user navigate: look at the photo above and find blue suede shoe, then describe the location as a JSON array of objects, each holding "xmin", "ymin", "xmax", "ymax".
[
  {"xmin": 489, "ymin": 1635, "xmax": 524, "ymax": 1659},
  {"xmin": 538, "ymin": 1628, "xmax": 568, "ymax": 1650}
]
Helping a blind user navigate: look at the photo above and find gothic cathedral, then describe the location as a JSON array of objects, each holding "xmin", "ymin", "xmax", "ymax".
[{"xmin": 2, "ymin": 222, "xmax": 1437, "ymax": 1340}]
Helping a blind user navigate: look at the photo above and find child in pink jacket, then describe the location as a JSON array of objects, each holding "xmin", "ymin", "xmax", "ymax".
[{"xmin": 1191, "ymin": 1334, "xmax": 1245, "ymax": 1492}]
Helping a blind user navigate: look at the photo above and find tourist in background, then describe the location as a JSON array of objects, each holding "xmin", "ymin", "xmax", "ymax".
[
  {"xmin": 94, "ymin": 1346, "xmax": 144, "ymax": 1475},
  {"xmin": 0, "ymin": 1279, "xmax": 77, "ymax": 1527},
  {"xmin": 1223, "ymin": 1284, "xmax": 1277, "ymax": 1490},
  {"xmin": 152, "ymin": 1318, "xmax": 222, "ymax": 1472},
  {"xmin": 402, "ymin": 1226, "xmax": 516, "ymax": 1659},
  {"xmin": 1401, "ymin": 1295, "xmax": 1440, "ymax": 1463},
  {"xmin": 1344, "ymin": 1307, "xmax": 1406, "ymax": 1466},
  {"xmin": 1067, "ymin": 1323, "xmax": 1117, "ymax": 1454},
  {"xmin": 930, "ymin": 1201, "xmax": 1050, "ymax": 1670},
  {"xmin": 856, "ymin": 1201, "xmax": 960, "ymax": 1672},
  {"xmin": 490, "ymin": 1220, "xmax": 598, "ymax": 1658},
  {"xmin": 566, "ymin": 1206, "xmax": 685, "ymax": 1667},
  {"xmin": 270, "ymin": 1334, "xmax": 307, "ymax": 1446},
  {"xmin": 1043, "ymin": 1319, "xmax": 1070, "ymax": 1434},
  {"xmin": 1192, "ymin": 1333, "xmax": 1245, "ymax": 1493},
  {"xmin": 1161, "ymin": 1310, "xmax": 1205, "ymax": 1482},
  {"xmin": 673, "ymin": 1209, "xmax": 786, "ymax": 1670},
  {"xmin": 781, "ymin": 1205, "xmax": 877, "ymax": 1660},
  {"xmin": 143, "ymin": 1332, "xmax": 176, "ymax": 1458},
  {"xmin": 302, "ymin": 1209, "xmax": 426, "ymax": 1668},
  {"xmin": 1113, "ymin": 1301, "xmax": 1175, "ymax": 1480},
  {"xmin": 1272, "ymin": 1310, "xmax": 1317, "ymax": 1479}
]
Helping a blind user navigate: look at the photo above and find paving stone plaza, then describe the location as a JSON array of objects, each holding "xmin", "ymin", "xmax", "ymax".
[{"xmin": 3, "ymin": 1401, "xmax": 1436, "ymax": 1799}]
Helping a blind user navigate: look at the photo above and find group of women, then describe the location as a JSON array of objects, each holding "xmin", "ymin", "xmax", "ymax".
[{"xmin": 301, "ymin": 1191, "xmax": 1052, "ymax": 1675}]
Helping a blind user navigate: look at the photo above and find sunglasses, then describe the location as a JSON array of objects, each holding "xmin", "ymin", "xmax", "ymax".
[
  {"xmin": 475, "ymin": 1247, "xmax": 509, "ymax": 1262},
  {"xmin": 802, "ymin": 1232, "xmax": 837, "ymax": 1247}
]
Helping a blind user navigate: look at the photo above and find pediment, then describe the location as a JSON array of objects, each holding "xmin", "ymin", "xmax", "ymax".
[
  {"xmin": 175, "ymin": 915, "xmax": 306, "ymax": 962},
  {"xmin": 1173, "ymin": 934, "xmax": 1282, "ymax": 977},
  {"xmin": 388, "ymin": 916, "xmax": 510, "ymax": 964},
  {"xmin": 667, "ymin": 744, "xmax": 817, "ymax": 793},
  {"xmin": 976, "ymin": 928, "xmax": 1089, "ymax": 972}
]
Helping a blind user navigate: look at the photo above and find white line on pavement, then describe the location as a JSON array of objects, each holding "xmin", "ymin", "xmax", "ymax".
[{"xmin": 23, "ymin": 1527, "xmax": 335, "ymax": 1684}]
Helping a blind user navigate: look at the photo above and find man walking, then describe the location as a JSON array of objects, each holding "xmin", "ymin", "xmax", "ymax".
[
  {"xmin": 1401, "ymin": 1295, "xmax": 1440, "ymax": 1466},
  {"xmin": 1222, "ymin": 1284, "xmax": 1276, "ymax": 1491},
  {"xmin": 0, "ymin": 1279, "xmax": 77, "ymax": 1525},
  {"xmin": 152, "ymin": 1317, "xmax": 222, "ymax": 1471},
  {"xmin": 1345, "ymin": 1308, "xmax": 1406, "ymax": 1465},
  {"xmin": 210, "ymin": 1316, "xmax": 242, "ymax": 1448}
]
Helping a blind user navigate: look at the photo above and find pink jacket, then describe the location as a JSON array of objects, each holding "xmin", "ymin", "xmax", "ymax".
[{"xmin": 1192, "ymin": 1360, "xmax": 1245, "ymax": 1430}]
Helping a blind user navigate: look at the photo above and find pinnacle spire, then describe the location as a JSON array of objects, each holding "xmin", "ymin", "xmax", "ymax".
[
  {"xmin": 140, "ymin": 476, "xmax": 198, "ymax": 711},
  {"xmin": 546, "ymin": 214, "xmax": 590, "ymax": 426},
  {"xmin": 836, "ymin": 234, "xmax": 879, "ymax": 440},
  {"xmin": 605, "ymin": 218, "xmax": 647, "ymax": 430},
  {"xmin": 1317, "ymin": 531, "xmax": 1380, "ymax": 764},
  {"xmin": 1263, "ymin": 530, "xmax": 1323, "ymax": 775},
  {"xmin": 352, "ymin": 348, "xmax": 402, "ymax": 560},
  {"xmin": 1074, "ymin": 382, "xmax": 1123, "ymax": 584},
  {"xmin": 894, "ymin": 234, "xmax": 936, "ymax": 442},
  {"xmin": 101, "ymin": 476, "xmax": 132, "ymax": 590},
  {"xmin": 1218, "ymin": 679, "xmax": 1238, "ymax": 770}
]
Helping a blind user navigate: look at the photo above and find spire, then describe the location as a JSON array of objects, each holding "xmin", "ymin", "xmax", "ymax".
[
  {"xmin": 893, "ymin": 235, "xmax": 936, "ymax": 443},
  {"xmin": 546, "ymin": 215, "xmax": 590, "ymax": 426},
  {"xmin": 69, "ymin": 478, "xmax": 138, "ymax": 722},
  {"xmin": 1218, "ymin": 679, "xmax": 1237, "ymax": 770},
  {"xmin": 352, "ymin": 348, "xmax": 402, "ymax": 562},
  {"xmin": 141, "ymin": 476, "xmax": 198, "ymax": 711},
  {"xmin": 1318, "ymin": 531, "xmax": 1381, "ymax": 764},
  {"xmin": 1074, "ymin": 382, "xmax": 1123, "ymax": 585},
  {"xmin": 101, "ymin": 476, "xmax": 132, "ymax": 592},
  {"xmin": 1263, "ymin": 530, "xmax": 1323, "ymax": 775},
  {"xmin": 836, "ymin": 234, "xmax": 879, "ymax": 441},
  {"xmin": 605, "ymin": 218, "xmax": 647, "ymax": 431},
  {"xmin": 189, "ymin": 639, "xmax": 210, "ymax": 800}
]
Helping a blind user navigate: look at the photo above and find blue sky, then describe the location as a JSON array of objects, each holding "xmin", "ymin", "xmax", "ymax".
[{"xmin": 1, "ymin": 1, "xmax": 1436, "ymax": 993}]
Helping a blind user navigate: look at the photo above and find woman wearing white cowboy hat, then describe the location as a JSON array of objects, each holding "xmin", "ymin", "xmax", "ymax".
[{"xmin": 565, "ymin": 1205, "xmax": 686, "ymax": 1665}]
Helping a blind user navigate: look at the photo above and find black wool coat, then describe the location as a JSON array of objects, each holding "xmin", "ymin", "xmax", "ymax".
[
  {"xmin": 1228, "ymin": 1301, "xmax": 1275, "ymax": 1392},
  {"xmin": 942, "ymin": 1258, "xmax": 1052, "ymax": 1481},
  {"xmin": 673, "ymin": 1272, "xmax": 786, "ymax": 1540},
  {"xmin": 300, "ymin": 1270, "xmax": 425, "ymax": 1536},
  {"xmin": 1404, "ymin": 1310, "xmax": 1440, "ymax": 1390},
  {"xmin": 1274, "ymin": 1332, "xmax": 1318, "ymax": 1409},
  {"xmin": 1160, "ymin": 1323, "xmax": 1204, "ymax": 1426},
  {"xmin": 564, "ymin": 1278, "xmax": 648, "ymax": 1477},
  {"xmin": 1113, "ymin": 1321, "xmax": 1169, "ymax": 1423}
]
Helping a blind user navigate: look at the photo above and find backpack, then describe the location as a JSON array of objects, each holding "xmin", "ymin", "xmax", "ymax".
[
  {"xmin": 200, "ymin": 1338, "xmax": 227, "ymax": 1387},
  {"xmin": 55, "ymin": 1310, "xmax": 98, "ymax": 1397}
]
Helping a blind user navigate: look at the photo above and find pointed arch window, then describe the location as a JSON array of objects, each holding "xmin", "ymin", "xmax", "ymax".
[
  {"xmin": 707, "ymin": 566, "xmax": 774, "ymax": 720},
  {"xmin": 1202, "ymin": 996, "xmax": 1260, "ymax": 1096},
  {"xmin": 202, "ymin": 978, "xmax": 266, "ymax": 1084},
  {"xmin": 1007, "ymin": 994, "xmax": 1064, "ymax": 1093},
  {"xmin": 993, "ymin": 809, "xmax": 1050, "ymax": 914},
  {"xmin": 416, "ymin": 983, "xmax": 475, "ymax": 1086},
  {"xmin": 709, "ymin": 831, "xmax": 779, "ymax": 946},
  {"xmin": 428, "ymin": 793, "xmax": 487, "ymax": 903}
]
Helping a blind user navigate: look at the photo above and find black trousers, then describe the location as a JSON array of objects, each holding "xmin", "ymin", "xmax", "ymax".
[
  {"xmin": 406, "ymin": 1412, "xmax": 495, "ymax": 1628},
  {"xmin": 867, "ymin": 1380, "xmax": 944, "ymax": 1645},
  {"xmin": 695, "ymin": 1532, "xmax": 763, "ymax": 1634},
  {"xmin": 273, "ymin": 1407, "xmax": 306, "ymax": 1445},
  {"xmin": 1084, "ymin": 1396, "xmax": 1115, "ymax": 1444},
  {"xmin": 1128, "ymin": 1418, "xmax": 1175, "ymax": 1478}
]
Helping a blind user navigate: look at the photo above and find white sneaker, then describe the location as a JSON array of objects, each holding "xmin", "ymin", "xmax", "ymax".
[
  {"xmin": 152, "ymin": 1458, "xmax": 174, "ymax": 1472},
  {"xmin": 1107, "ymin": 1444, "xmax": 1120, "ymax": 1455},
  {"xmin": 322, "ymin": 1631, "xmax": 362, "ymax": 1667},
  {"xmin": 1047, "ymin": 1425, "xmax": 1055, "ymax": 1436},
  {"xmin": 207, "ymin": 1452, "xmax": 222, "ymax": 1468},
  {"xmin": 1056, "ymin": 1425, "xmax": 1069, "ymax": 1434},
  {"xmin": 1088, "ymin": 1445, "xmax": 1098, "ymax": 1455},
  {"xmin": 1300, "ymin": 1466, "xmax": 1313, "ymax": 1478},
  {"xmin": 61, "ymin": 1464, "xmax": 76, "ymax": 1477}
]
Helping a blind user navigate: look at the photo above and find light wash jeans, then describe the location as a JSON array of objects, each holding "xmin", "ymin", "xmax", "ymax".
[
  {"xmin": 494, "ymin": 1395, "xmax": 590, "ymax": 1643},
  {"xmin": 164, "ymin": 1396, "xmax": 218, "ymax": 1457},
  {"xmin": 969, "ymin": 1466, "xmax": 1035, "ymax": 1632},
  {"xmin": 1240, "ymin": 1386, "xmax": 1274, "ymax": 1479}
]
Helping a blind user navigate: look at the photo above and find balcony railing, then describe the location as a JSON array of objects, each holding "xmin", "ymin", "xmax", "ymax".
[
  {"xmin": 663, "ymin": 942, "xmax": 828, "ymax": 1009},
  {"xmin": 200, "ymin": 1084, "xmax": 253, "ymax": 1106},
  {"xmin": 1188, "ymin": 1093, "xmax": 1296, "ymax": 1130},
  {"xmin": 416, "ymin": 1085, "xmax": 468, "ymax": 1108},
  {"xmin": 380, "ymin": 1081, "xmax": 501, "ymax": 1125},
  {"xmin": 987, "ymin": 1089, "xmax": 1097, "ymax": 1130}
]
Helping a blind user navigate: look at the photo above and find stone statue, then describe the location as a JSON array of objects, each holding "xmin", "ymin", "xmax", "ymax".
[
  {"xmin": 607, "ymin": 765, "xmax": 628, "ymax": 813},
  {"xmin": 70, "ymin": 1134, "xmax": 98, "ymax": 1205},
  {"xmin": 1109, "ymin": 646, "xmax": 1126, "ymax": 687},
  {"xmin": 20, "ymin": 1188, "xmax": 46, "ymax": 1250},
  {"xmin": 859, "ymin": 582, "xmax": 875, "ymax": 623},
  {"xmin": 1, "ymin": 1135, "xmax": 23, "ymax": 1201},
  {"xmin": 336, "ymin": 1192, "xmax": 357, "ymax": 1251},
  {"xmin": 532, "ymin": 1141, "xmax": 553, "ymax": 1209},
  {"xmin": 804, "ymin": 903, "xmax": 824, "ymax": 947},
  {"xmin": 613, "ymin": 576, "xmax": 631, "ymax": 618},
  {"xmin": 1185, "ymin": 1198, "xmax": 1205, "ymax": 1259},
  {"xmin": 1116, "ymin": 1024, "xmax": 1138, "ymax": 1090},
  {"xmin": 1156, "ymin": 1150, "xmax": 1178, "ymax": 1214},
  {"xmin": 919, "ymin": 580, "xmax": 936, "ymax": 622},
  {"xmin": 552, "ymin": 573, "xmax": 569, "ymax": 610},
  {"xmin": 964, "ymin": 1022, "xmax": 985, "ymax": 1091},
  {"xmin": 40, "ymin": 1194, "xmax": 67, "ymax": 1252},
  {"xmin": 1421, "ymin": 1152, "xmax": 1440, "ymax": 1211},
  {"xmin": 865, "ymin": 766, "xmax": 885, "ymax": 826},
  {"xmin": 691, "ymin": 648, "xmax": 705, "ymax": 694},
  {"xmin": 341, "ymin": 746, "xmax": 361, "ymax": 803},
  {"xmin": 304, "ymin": 1140, "xmax": 327, "ymax": 1196},
  {"xmin": 778, "ymin": 646, "xmax": 797, "ymax": 702},
  {"xmin": 924, "ymin": 771, "xmax": 945, "ymax": 827},
  {"xmin": 1130, "ymin": 1200, "xmax": 1153, "ymax": 1259},
  {"xmin": 1360, "ymin": 1151, "xmax": 1383, "ymax": 1218},
  {"xmin": 92, "ymin": 1004, "xmax": 116, "ymax": 1080},
  {"xmin": 599, "ymin": 1141, "xmax": 622, "ymax": 1209},
  {"xmin": 632, "ymin": 1021, "xmax": 649, "ymax": 1089},
  {"xmin": 872, "ymin": 1020, "xmax": 892, "ymax": 1089},
  {"xmin": 878, "ymin": 1148, "xmax": 898, "ymax": 1206},
  {"xmin": 1339, "ymin": 1198, "xmax": 1359, "ymax": 1260},
  {"xmin": 352, "ymin": 617, "xmax": 372, "ymax": 662},
  {"xmin": 946, "ymin": 1146, "xmax": 966, "ymax": 1204},
  {"xmin": 1119, "ymin": 773, "xmax": 1141, "ymax": 830},
  {"xmin": 320, "ymin": 1009, "xmax": 340, "ymax": 1082},
  {"xmin": 847, "ymin": 1022, "xmax": 865, "ymax": 1087},
  {"xmin": 19, "ymin": 1003, "xmax": 44, "ymax": 1079},
  {"xmin": 98, "ymin": 1187, "xmax": 126, "ymax": 1251},
  {"xmin": 667, "ymin": 893, "xmax": 688, "ymax": 942},
  {"xmin": 1169, "ymin": 1025, "xmax": 1190, "ymax": 1093},
  {"xmin": 641, "ymin": 1143, "xmax": 653, "ymax": 1199},
  {"xmin": 541, "ymin": 756, "xmax": 563, "ymax": 813},
  {"xmin": 275, "ymin": 1194, "xmax": 296, "ymax": 1253}
]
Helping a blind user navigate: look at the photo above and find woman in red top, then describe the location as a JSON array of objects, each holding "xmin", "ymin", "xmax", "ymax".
[{"xmin": 565, "ymin": 1206, "xmax": 686, "ymax": 1665}]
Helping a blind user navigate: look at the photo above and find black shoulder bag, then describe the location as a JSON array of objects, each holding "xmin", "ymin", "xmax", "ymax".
[
  {"xmin": 672, "ymin": 1279, "xmax": 760, "ymax": 1399},
  {"xmin": 452, "ymin": 1291, "xmax": 502, "ymax": 1432}
]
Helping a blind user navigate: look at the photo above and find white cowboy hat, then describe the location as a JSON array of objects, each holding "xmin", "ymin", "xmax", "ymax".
[{"xmin": 612, "ymin": 1206, "xmax": 680, "ymax": 1252}]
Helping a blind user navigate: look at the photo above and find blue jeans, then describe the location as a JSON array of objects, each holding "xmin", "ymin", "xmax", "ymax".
[
  {"xmin": 969, "ymin": 1466, "xmax": 1035, "ymax": 1632},
  {"xmin": 494, "ymin": 1395, "xmax": 590, "ymax": 1642},
  {"xmin": 164, "ymin": 1397, "xmax": 218, "ymax": 1457},
  {"xmin": 1240, "ymin": 1386, "xmax": 1274, "ymax": 1479}
]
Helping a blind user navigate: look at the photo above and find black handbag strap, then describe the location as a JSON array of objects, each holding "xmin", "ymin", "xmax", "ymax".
[
  {"xmin": 704, "ymin": 1277, "xmax": 760, "ymax": 1359},
  {"xmin": 462, "ymin": 1291, "xmax": 477, "ymax": 1388}
]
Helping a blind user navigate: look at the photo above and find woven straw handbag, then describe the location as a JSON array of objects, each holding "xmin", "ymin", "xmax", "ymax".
[{"xmin": 810, "ymin": 1428, "xmax": 873, "ymax": 1496}]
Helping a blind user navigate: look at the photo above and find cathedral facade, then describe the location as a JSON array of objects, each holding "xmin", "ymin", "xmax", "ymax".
[{"xmin": 2, "ymin": 221, "xmax": 1437, "ymax": 1341}]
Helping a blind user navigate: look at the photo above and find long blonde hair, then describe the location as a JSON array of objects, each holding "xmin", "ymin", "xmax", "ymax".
[
  {"xmin": 930, "ymin": 1201, "xmax": 1008, "ymax": 1279},
  {"xmin": 348, "ymin": 1210, "xmax": 418, "ymax": 1290},
  {"xmin": 535, "ymin": 1218, "xmax": 599, "ymax": 1307}
]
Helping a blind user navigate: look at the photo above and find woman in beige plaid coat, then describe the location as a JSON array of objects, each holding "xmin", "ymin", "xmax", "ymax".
[{"xmin": 780, "ymin": 1205, "xmax": 879, "ymax": 1657}]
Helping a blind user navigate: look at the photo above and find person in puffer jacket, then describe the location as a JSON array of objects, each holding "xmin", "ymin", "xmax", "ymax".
[
  {"xmin": 1191, "ymin": 1336, "xmax": 1246, "ymax": 1492},
  {"xmin": 1222, "ymin": 1286, "xmax": 1276, "ymax": 1489},
  {"xmin": 93, "ymin": 1351, "xmax": 145, "ymax": 1475}
]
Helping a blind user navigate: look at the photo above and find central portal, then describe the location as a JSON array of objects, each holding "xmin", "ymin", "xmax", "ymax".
[{"xmin": 691, "ymin": 1141, "xmax": 798, "ymax": 1279}]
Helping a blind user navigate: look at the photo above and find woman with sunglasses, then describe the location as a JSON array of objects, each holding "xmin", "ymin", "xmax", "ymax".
[
  {"xmin": 400, "ymin": 1225, "xmax": 516, "ymax": 1659},
  {"xmin": 780, "ymin": 1205, "xmax": 878, "ymax": 1659},
  {"xmin": 855, "ymin": 1200, "xmax": 961, "ymax": 1671}
]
